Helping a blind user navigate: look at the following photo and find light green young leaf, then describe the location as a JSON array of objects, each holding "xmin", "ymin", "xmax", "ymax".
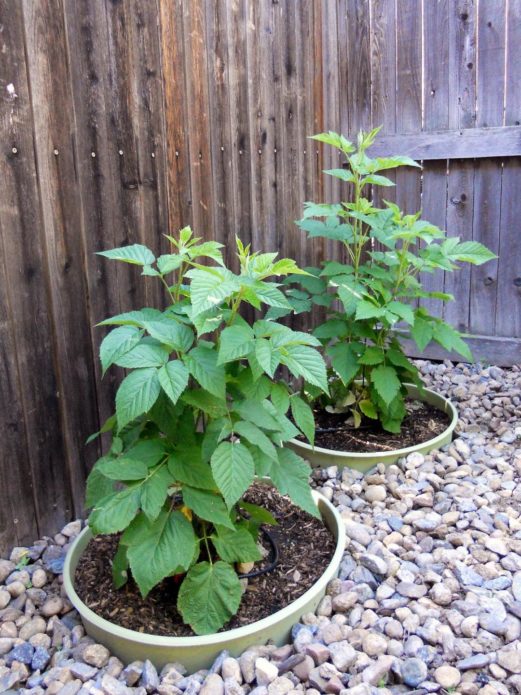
[
  {"xmin": 178, "ymin": 561, "xmax": 243, "ymax": 635},
  {"xmin": 115, "ymin": 368, "xmax": 161, "ymax": 430},
  {"xmin": 448, "ymin": 240, "xmax": 497, "ymax": 265},
  {"xmin": 100, "ymin": 326, "xmax": 142, "ymax": 374},
  {"xmin": 387, "ymin": 301, "xmax": 415, "ymax": 325},
  {"xmin": 97, "ymin": 244, "xmax": 155, "ymax": 266},
  {"xmin": 370, "ymin": 365, "xmax": 401, "ymax": 406},
  {"xmin": 211, "ymin": 441, "xmax": 255, "ymax": 508},
  {"xmin": 240, "ymin": 500, "xmax": 277, "ymax": 525},
  {"xmin": 157, "ymin": 254, "xmax": 184, "ymax": 274},
  {"xmin": 182, "ymin": 486, "xmax": 235, "ymax": 529},
  {"xmin": 290, "ymin": 396, "xmax": 315, "ymax": 446},
  {"xmin": 355, "ymin": 300, "xmax": 386, "ymax": 321},
  {"xmin": 143, "ymin": 318, "xmax": 194, "ymax": 352},
  {"xmin": 359, "ymin": 399, "xmax": 378, "ymax": 419},
  {"xmin": 255, "ymin": 339, "xmax": 279, "ymax": 377},
  {"xmin": 188, "ymin": 267, "xmax": 239, "ymax": 317},
  {"xmin": 158, "ymin": 360, "xmax": 190, "ymax": 405},
  {"xmin": 127, "ymin": 510, "xmax": 196, "ymax": 597}
]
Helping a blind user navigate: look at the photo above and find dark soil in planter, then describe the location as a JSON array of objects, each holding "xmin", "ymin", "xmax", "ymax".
[
  {"xmin": 307, "ymin": 398, "xmax": 451, "ymax": 453},
  {"xmin": 74, "ymin": 484, "xmax": 336, "ymax": 636}
]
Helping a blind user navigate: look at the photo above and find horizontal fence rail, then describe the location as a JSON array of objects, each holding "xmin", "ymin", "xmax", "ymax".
[{"xmin": 0, "ymin": 0, "xmax": 520, "ymax": 552}]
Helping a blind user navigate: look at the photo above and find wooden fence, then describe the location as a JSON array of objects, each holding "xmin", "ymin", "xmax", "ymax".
[{"xmin": 0, "ymin": 0, "xmax": 520, "ymax": 552}]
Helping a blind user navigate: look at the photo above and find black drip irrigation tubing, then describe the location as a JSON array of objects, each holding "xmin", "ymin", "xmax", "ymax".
[{"xmin": 237, "ymin": 527, "xmax": 280, "ymax": 579}]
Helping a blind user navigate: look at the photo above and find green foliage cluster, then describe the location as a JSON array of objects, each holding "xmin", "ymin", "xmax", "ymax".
[
  {"xmin": 86, "ymin": 228, "xmax": 328, "ymax": 635},
  {"xmin": 273, "ymin": 128, "xmax": 496, "ymax": 432}
]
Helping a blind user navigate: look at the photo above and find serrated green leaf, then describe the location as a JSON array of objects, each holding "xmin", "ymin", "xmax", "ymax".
[
  {"xmin": 142, "ymin": 264, "xmax": 161, "ymax": 277},
  {"xmin": 250, "ymin": 282, "xmax": 292, "ymax": 309},
  {"xmin": 234, "ymin": 399, "xmax": 281, "ymax": 431},
  {"xmin": 370, "ymin": 365, "xmax": 401, "ymax": 406},
  {"xmin": 359, "ymin": 399, "xmax": 378, "ymax": 419},
  {"xmin": 168, "ymin": 449, "xmax": 216, "ymax": 490},
  {"xmin": 97, "ymin": 308, "xmax": 162, "ymax": 327},
  {"xmin": 112, "ymin": 543, "xmax": 129, "ymax": 589},
  {"xmin": 387, "ymin": 301, "xmax": 415, "ymax": 325},
  {"xmin": 122, "ymin": 439, "xmax": 167, "ymax": 467},
  {"xmin": 355, "ymin": 300, "xmax": 386, "ymax": 321},
  {"xmin": 449, "ymin": 240, "xmax": 497, "ymax": 265},
  {"xmin": 234, "ymin": 420, "xmax": 278, "ymax": 460},
  {"xmin": 358, "ymin": 346, "xmax": 385, "ymax": 365},
  {"xmin": 115, "ymin": 368, "xmax": 161, "ymax": 430},
  {"xmin": 327, "ymin": 342, "xmax": 360, "ymax": 385},
  {"xmin": 100, "ymin": 326, "xmax": 142, "ymax": 374},
  {"xmin": 187, "ymin": 241, "xmax": 225, "ymax": 263},
  {"xmin": 158, "ymin": 360, "xmax": 190, "ymax": 405},
  {"xmin": 240, "ymin": 500, "xmax": 277, "ymax": 525},
  {"xmin": 89, "ymin": 488, "xmax": 141, "ymax": 534},
  {"xmin": 433, "ymin": 322, "xmax": 473, "ymax": 361},
  {"xmin": 97, "ymin": 244, "xmax": 155, "ymax": 266},
  {"xmin": 211, "ymin": 441, "xmax": 255, "ymax": 508},
  {"xmin": 310, "ymin": 131, "xmax": 355, "ymax": 152},
  {"xmin": 114, "ymin": 340, "xmax": 170, "ymax": 369},
  {"xmin": 269, "ymin": 448, "xmax": 319, "ymax": 518},
  {"xmin": 97, "ymin": 458, "xmax": 148, "ymax": 481},
  {"xmin": 178, "ymin": 560, "xmax": 243, "ymax": 635},
  {"xmin": 313, "ymin": 319, "xmax": 349, "ymax": 340},
  {"xmin": 157, "ymin": 253, "xmax": 183, "ymax": 274},
  {"xmin": 188, "ymin": 267, "xmax": 239, "ymax": 317},
  {"xmin": 85, "ymin": 462, "xmax": 115, "ymax": 508},
  {"xmin": 184, "ymin": 345, "xmax": 226, "ymax": 399},
  {"xmin": 127, "ymin": 510, "xmax": 196, "ymax": 597},
  {"xmin": 218, "ymin": 325, "xmax": 254, "ymax": 364},
  {"xmin": 212, "ymin": 526, "xmax": 262, "ymax": 563},
  {"xmin": 143, "ymin": 318, "xmax": 194, "ymax": 352},
  {"xmin": 255, "ymin": 338, "xmax": 279, "ymax": 377},
  {"xmin": 235, "ymin": 369, "xmax": 272, "ymax": 400},
  {"xmin": 182, "ymin": 389, "xmax": 228, "ymax": 418},
  {"xmin": 280, "ymin": 345, "xmax": 328, "ymax": 392},
  {"xmin": 140, "ymin": 466, "xmax": 173, "ymax": 521},
  {"xmin": 85, "ymin": 414, "xmax": 116, "ymax": 445},
  {"xmin": 386, "ymin": 348, "xmax": 417, "ymax": 373},
  {"xmin": 410, "ymin": 316, "xmax": 433, "ymax": 351},
  {"xmin": 290, "ymin": 396, "xmax": 315, "ymax": 446},
  {"xmin": 270, "ymin": 383, "xmax": 290, "ymax": 415},
  {"xmin": 182, "ymin": 486, "xmax": 235, "ymax": 529}
]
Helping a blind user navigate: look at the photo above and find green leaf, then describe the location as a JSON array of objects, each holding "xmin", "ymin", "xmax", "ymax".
[
  {"xmin": 387, "ymin": 301, "xmax": 415, "ymax": 325},
  {"xmin": 97, "ymin": 244, "xmax": 155, "ymax": 266},
  {"xmin": 359, "ymin": 399, "xmax": 378, "ymax": 419},
  {"xmin": 361, "ymin": 174, "xmax": 395, "ymax": 187},
  {"xmin": 433, "ymin": 322, "xmax": 473, "ymax": 361},
  {"xmin": 250, "ymin": 282, "xmax": 292, "ymax": 309},
  {"xmin": 313, "ymin": 319, "xmax": 349, "ymax": 340},
  {"xmin": 178, "ymin": 560, "xmax": 243, "ymax": 635},
  {"xmin": 122, "ymin": 439, "xmax": 167, "ymax": 467},
  {"xmin": 85, "ymin": 463, "xmax": 115, "ymax": 508},
  {"xmin": 270, "ymin": 383, "xmax": 290, "ymax": 415},
  {"xmin": 327, "ymin": 342, "xmax": 360, "ymax": 385},
  {"xmin": 255, "ymin": 339, "xmax": 279, "ymax": 377},
  {"xmin": 115, "ymin": 368, "xmax": 161, "ymax": 430},
  {"xmin": 143, "ymin": 319, "xmax": 194, "ymax": 352},
  {"xmin": 156, "ymin": 253, "xmax": 183, "ymax": 274},
  {"xmin": 112, "ymin": 543, "xmax": 129, "ymax": 589},
  {"xmin": 100, "ymin": 326, "xmax": 142, "ymax": 374},
  {"xmin": 114, "ymin": 340, "xmax": 170, "ymax": 369},
  {"xmin": 158, "ymin": 360, "xmax": 190, "ymax": 405},
  {"xmin": 168, "ymin": 449, "xmax": 216, "ymax": 490},
  {"xmin": 182, "ymin": 389, "xmax": 228, "ymax": 418},
  {"xmin": 187, "ymin": 241, "xmax": 225, "ymax": 264},
  {"xmin": 234, "ymin": 399, "xmax": 281, "ymax": 431},
  {"xmin": 182, "ymin": 486, "xmax": 235, "ymax": 529},
  {"xmin": 127, "ymin": 510, "xmax": 196, "ymax": 597},
  {"xmin": 449, "ymin": 240, "xmax": 497, "ymax": 265},
  {"xmin": 97, "ymin": 308, "xmax": 163, "ymax": 327},
  {"xmin": 370, "ymin": 365, "xmax": 401, "ymax": 406},
  {"xmin": 211, "ymin": 441, "xmax": 255, "ymax": 508},
  {"xmin": 410, "ymin": 316, "xmax": 433, "ymax": 351},
  {"xmin": 89, "ymin": 488, "xmax": 141, "ymax": 534},
  {"xmin": 234, "ymin": 421, "xmax": 278, "ymax": 460},
  {"xmin": 386, "ymin": 348, "xmax": 417, "ymax": 373},
  {"xmin": 142, "ymin": 264, "xmax": 160, "ymax": 277},
  {"xmin": 310, "ymin": 131, "xmax": 355, "ymax": 152},
  {"xmin": 97, "ymin": 458, "xmax": 148, "ymax": 481},
  {"xmin": 85, "ymin": 414, "xmax": 116, "ymax": 445},
  {"xmin": 212, "ymin": 526, "xmax": 262, "ymax": 563},
  {"xmin": 140, "ymin": 466, "xmax": 173, "ymax": 521},
  {"xmin": 373, "ymin": 155, "xmax": 421, "ymax": 171},
  {"xmin": 355, "ymin": 300, "xmax": 386, "ymax": 321},
  {"xmin": 184, "ymin": 346, "xmax": 226, "ymax": 399},
  {"xmin": 358, "ymin": 346, "xmax": 385, "ymax": 365},
  {"xmin": 240, "ymin": 500, "xmax": 277, "ymax": 525},
  {"xmin": 218, "ymin": 325, "xmax": 254, "ymax": 364},
  {"xmin": 280, "ymin": 345, "xmax": 329, "ymax": 392},
  {"xmin": 290, "ymin": 396, "xmax": 315, "ymax": 446},
  {"xmin": 188, "ymin": 267, "xmax": 240, "ymax": 317},
  {"xmin": 269, "ymin": 448, "xmax": 319, "ymax": 518}
]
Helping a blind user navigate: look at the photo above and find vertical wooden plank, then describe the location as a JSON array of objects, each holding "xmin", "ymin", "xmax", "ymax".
[
  {"xmin": 205, "ymin": 1, "xmax": 237, "ymax": 255},
  {"xmin": 468, "ymin": 1, "xmax": 505, "ymax": 335},
  {"xmin": 421, "ymin": 0, "xmax": 449, "ymax": 318},
  {"xmin": 159, "ymin": 0, "xmax": 194, "ymax": 233},
  {"xmin": 0, "ymin": 1, "xmax": 72, "ymax": 535},
  {"xmin": 496, "ymin": 0, "xmax": 521, "ymax": 337},
  {"xmin": 22, "ymin": 0, "xmax": 101, "ymax": 512},
  {"xmin": 448, "ymin": 0, "xmax": 477, "ymax": 131},
  {"xmin": 346, "ymin": 0, "xmax": 372, "ymax": 133},
  {"xmin": 321, "ymin": 0, "xmax": 340, "ymax": 208},
  {"xmin": 182, "ymin": 2, "xmax": 214, "ymax": 240}
]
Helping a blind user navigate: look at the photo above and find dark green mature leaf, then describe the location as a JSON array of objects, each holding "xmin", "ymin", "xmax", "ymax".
[
  {"xmin": 211, "ymin": 442, "xmax": 255, "ymax": 508},
  {"xmin": 327, "ymin": 342, "xmax": 360, "ymax": 385},
  {"xmin": 212, "ymin": 526, "xmax": 262, "ymax": 563},
  {"xmin": 290, "ymin": 396, "xmax": 315, "ymax": 446},
  {"xmin": 234, "ymin": 421, "xmax": 278, "ymax": 460},
  {"xmin": 270, "ymin": 382, "xmax": 290, "ymax": 415},
  {"xmin": 370, "ymin": 365, "xmax": 401, "ymax": 406},
  {"xmin": 112, "ymin": 543, "xmax": 129, "ymax": 589},
  {"xmin": 358, "ymin": 346, "xmax": 385, "ymax": 365},
  {"xmin": 115, "ymin": 368, "xmax": 161, "ymax": 430},
  {"xmin": 143, "ymin": 319, "xmax": 194, "ymax": 353},
  {"xmin": 182, "ymin": 390, "xmax": 228, "ymax": 418},
  {"xmin": 433, "ymin": 322, "xmax": 473, "ymax": 361},
  {"xmin": 97, "ymin": 244, "xmax": 155, "ymax": 266},
  {"xmin": 158, "ymin": 360, "xmax": 190, "ymax": 405},
  {"xmin": 269, "ymin": 448, "xmax": 319, "ymax": 518},
  {"xmin": 127, "ymin": 510, "xmax": 196, "ymax": 597},
  {"xmin": 89, "ymin": 488, "xmax": 141, "ymax": 534},
  {"xmin": 168, "ymin": 449, "xmax": 216, "ymax": 490},
  {"xmin": 218, "ymin": 325, "xmax": 254, "ymax": 364},
  {"xmin": 313, "ymin": 319, "xmax": 349, "ymax": 340},
  {"xmin": 234, "ymin": 399, "xmax": 281, "ymax": 431},
  {"xmin": 114, "ymin": 340, "xmax": 169, "ymax": 369},
  {"xmin": 182, "ymin": 486, "xmax": 235, "ymax": 529},
  {"xmin": 280, "ymin": 345, "xmax": 329, "ymax": 392},
  {"xmin": 100, "ymin": 326, "xmax": 142, "ymax": 374},
  {"xmin": 122, "ymin": 439, "xmax": 167, "ymax": 467},
  {"xmin": 178, "ymin": 561, "xmax": 243, "ymax": 635},
  {"xmin": 140, "ymin": 466, "xmax": 174, "ymax": 520},
  {"xmin": 96, "ymin": 458, "xmax": 148, "ymax": 481},
  {"xmin": 240, "ymin": 500, "xmax": 277, "ymax": 525},
  {"xmin": 85, "ymin": 463, "xmax": 115, "ymax": 508},
  {"xmin": 97, "ymin": 308, "xmax": 162, "ymax": 327},
  {"xmin": 184, "ymin": 346, "xmax": 226, "ymax": 399}
]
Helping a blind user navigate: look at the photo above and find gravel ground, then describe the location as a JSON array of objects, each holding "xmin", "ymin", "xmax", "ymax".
[{"xmin": 0, "ymin": 361, "xmax": 520, "ymax": 695}]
